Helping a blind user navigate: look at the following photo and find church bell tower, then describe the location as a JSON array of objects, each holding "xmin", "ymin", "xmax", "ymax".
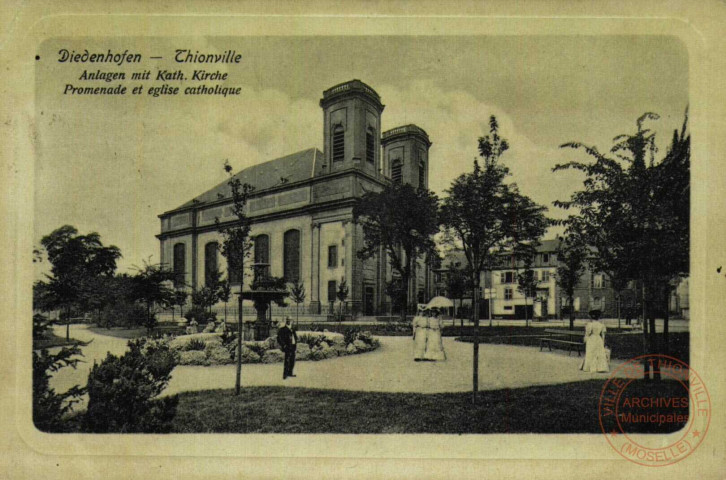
[
  {"xmin": 381, "ymin": 125, "xmax": 432, "ymax": 189},
  {"xmin": 318, "ymin": 80, "xmax": 385, "ymax": 177}
]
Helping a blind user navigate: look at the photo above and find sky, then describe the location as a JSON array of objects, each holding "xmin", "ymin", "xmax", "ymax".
[{"xmin": 34, "ymin": 35, "xmax": 689, "ymax": 277}]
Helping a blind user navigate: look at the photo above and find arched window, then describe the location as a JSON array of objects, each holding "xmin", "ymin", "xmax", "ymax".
[
  {"xmin": 254, "ymin": 234, "xmax": 270, "ymax": 277},
  {"xmin": 204, "ymin": 241, "xmax": 218, "ymax": 286},
  {"xmin": 391, "ymin": 159, "xmax": 402, "ymax": 184},
  {"xmin": 366, "ymin": 127, "xmax": 375, "ymax": 164},
  {"xmin": 419, "ymin": 161, "xmax": 426, "ymax": 189},
  {"xmin": 173, "ymin": 243, "xmax": 186, "ymax": 288},
  {"xmin": 332, "ymin": 125, "xmax": 345, "ymax": 162},
  {"xmin": 283, "ymin": 229, "xmax": 301, "ymax": 282}
]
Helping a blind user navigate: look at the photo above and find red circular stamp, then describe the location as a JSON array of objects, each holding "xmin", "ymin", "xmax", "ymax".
[{"xmin": 598, "ymin": 354, "xmax": 710, "ymax": 467}]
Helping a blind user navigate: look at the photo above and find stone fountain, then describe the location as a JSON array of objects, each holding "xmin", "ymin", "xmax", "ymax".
[{"xmin": 238, "ymin": 263, "xmax": 289, "ymax": 340}]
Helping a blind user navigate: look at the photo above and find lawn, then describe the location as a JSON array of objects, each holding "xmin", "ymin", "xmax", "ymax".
[{"xmin": 171, "ymin": 380, "xmax": 688, "ymax": 434}]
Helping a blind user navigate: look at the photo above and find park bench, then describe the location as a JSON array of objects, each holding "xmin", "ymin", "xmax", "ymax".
[{"xmin": 539, "ymin": 329, "xmax": 584, "ymax": 356}]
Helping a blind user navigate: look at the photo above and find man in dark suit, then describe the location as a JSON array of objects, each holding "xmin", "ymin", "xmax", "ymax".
[{"xmin": 276, "ymin": 317, "xmax": 298, "ymax": 379}]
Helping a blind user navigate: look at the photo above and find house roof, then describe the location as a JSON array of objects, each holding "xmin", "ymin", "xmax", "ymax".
[
  {"xmin": 172, "ymin": 148, "xmax": 322, "ymax": 211},
  {"xmin": 536, "ymin": 239, "xmax": 562, "ymax": 253}
]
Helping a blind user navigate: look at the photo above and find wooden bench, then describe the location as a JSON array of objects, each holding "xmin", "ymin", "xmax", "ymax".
[{"xmin": 539, "ymin": 329, "xmax": 584, "ymax": 356}]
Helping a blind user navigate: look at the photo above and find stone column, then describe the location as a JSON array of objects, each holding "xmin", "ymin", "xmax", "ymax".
[
  {"xmin": 191, "ymin": 209, "xmax": 198, "ymax": 291},
  {"xmin": 309, "ymin": 222, "xmax": 321, "ymax": 314},
  {"xmin": 343, "ymin": 219, "xmax": 362, "ymax": 314}
]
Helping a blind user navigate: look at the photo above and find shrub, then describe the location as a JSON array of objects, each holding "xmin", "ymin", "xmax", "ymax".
[
  {"xmin": 169, "ymin": 333, "xmax": 222, "ymax": 351},
  {"xmin": 83, "ymin": 338, "xmax": 179, "ymax": 433},
  {"xmin": 185, "ymin": 338, "xmax": 207, "ymax": 351},
  {"xmin": 343, "ymin": 327, "xmax": 361, "ymax": 346},
  {"xmin": 99, "ymin": 301, "xmax": 147, "ymax": 329},
  {"xmin": 206, "ymin": 344, "xmax": 234, "ymax": 364},
  {"xmin": 245, "ymin": 341, "xmax": 268, "ymax": 357},
  {"xmin": 33, "ymin": 345, "xmax": 85, "ymax": 432},
  {"xmin": 179, "ymin": 350, "xmax": 208, "ymax": 365},
  {"xmin": 298, "ymin": 333, "xmax": 325, "ymax": 349}
]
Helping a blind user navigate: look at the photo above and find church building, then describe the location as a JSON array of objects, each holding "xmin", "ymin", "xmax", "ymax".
[{"xmin": 157, "ymin": 80, "xmax": 434, "ymax": 315}]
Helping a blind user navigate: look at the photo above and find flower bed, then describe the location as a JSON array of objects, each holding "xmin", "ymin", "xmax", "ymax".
[{"xmin": 170, "ymin": 329, "xmax": 380, "ymax": 366}]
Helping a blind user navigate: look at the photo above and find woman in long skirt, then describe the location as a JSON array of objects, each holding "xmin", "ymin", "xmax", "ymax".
[
  {"xmin": 412, "ymin": 307, "xmax": 429, "ymax": 361},
  {"xmin": 424, "ymin": 308, "xmax": 446, "ymax": 361},
  {"xmin": 580, "ymin": 318, "xmax": 609, "ymax": 372}
]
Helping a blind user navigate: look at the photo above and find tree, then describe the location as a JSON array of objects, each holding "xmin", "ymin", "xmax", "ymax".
[
  {"xmin": 96, "ymin": 274, "xmax": 139, "ymax": 329},
  {"xmin": 172, "ymin": 289, "xmax": 189, "ymax": 321},
  {"xmin": 215, "ymin": 161, "xmax": 255, "ymax": 396},
  {"xmin": 554, "ymin": 111, "xmax": 689, "ymax": 379},
  {"xmin": 218, "ymin": 279, "xmax": 232, "ymax": 323},
  {"xmin": 190, "ymin": 268, "xmax": 224, "ymax": 321},
  {"xmin": 290, "ymin": 280, "xmax": 306, "ymax": 329},
  {"xmin": 33, "ymin": 281, "xmax": 57, "ymax": 315},
  {"xmin": 440, "ymin": 116, "xmax": 548, "ymax": 402},
  {"xmin": 555, "ymin": 234, "xmax": 588, "ymax": 330},
  {"xmin": 39, "ymin": 225, "xmax": 121, "ymax": 340},
  {"xmin": 516, "ymin": 262, "xmax": 538, "ymax": 327},
  {"xmin": 445, "ymin": 264, "xmax": 470, "ymax": 327},
  {"xmin": 130, "ymin": 261, "xmax": 176, "ymax": 333},
  {"xmin": 354, "ymin": 183, "xmax": 440, "ymax": 321},
  {"xmin": 384, "ymin": 279, "xmax": 405, "ymax": 317},
  {"xmin": 33, "ymin": 345, "xmax": 85, "ymax": 432},
  {"xmin": 336, "ymin": 278, "xmax": 350, "ymax": 321}
]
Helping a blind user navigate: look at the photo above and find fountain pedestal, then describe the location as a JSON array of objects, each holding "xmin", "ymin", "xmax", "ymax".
[{"xmin": 239, "ymin": 289, "xmax": 288, "ymax": 341}]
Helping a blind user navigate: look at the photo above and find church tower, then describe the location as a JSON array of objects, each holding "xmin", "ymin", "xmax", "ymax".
[
  {"xmin": 381, "ymin": 125, "xmax": 432, "ymax": 189},
  {"xmin": 318, "ymin": 80, "xmax": 385, "ymax": 177}
]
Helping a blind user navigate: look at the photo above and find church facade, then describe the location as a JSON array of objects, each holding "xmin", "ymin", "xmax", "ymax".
[{"xmin": 157, "ymin": 80, "xmax": 434, "ymax": 315}]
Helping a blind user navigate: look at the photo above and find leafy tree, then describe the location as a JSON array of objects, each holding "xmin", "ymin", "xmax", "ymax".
[
  {"xmin": 554, "ymin": 234, "xmax": 588, "ymax": 329},
  {"xmin": 440, "ymin": 116, "xmax": 548, "ymax": 402},
  {"xmin": 336, "ymin": 278, "xmax": 350, "ymax": 321},
  {"xmin": 173, "ymin": 289, "xmax": 189, "ymax": 319},
  {"xmin": 33, "ymin": 345, "xmax": 85, "ymax": 432},
  {"xmin": 191, "ymin": 287, "xmax": 217, "ymax": 316},
  {"xmin": 289, "ymin": 279, "xmax": 306, "ymax": 328},
  {"xmin": 445, "ymin": 264, "xmax": 470, "ymax": 326},
  {"xmin": 83, "ymin": 338, "xmax": 178, "ymax": 433},
  {"xmin": 516, "ymin": 262, "xmax": 538, "ymax": 327},
  {"xmin": 33, "ymin": 281, "xmax": 57, "ymax": 315},
  {"xmin": 130, "ymin": 261, "xmax": 176, "ymax": 333},
  {"xmin": 384, "ymin": 278, "xmax": 405, "ymax": 317},
  {"xmin": 215, "ymin": 161, "xmax": 255, "ymax": 395},
  {"xmin": 189, "ymin": 268, "xmax": 224, "ymax": 322},
  {"xmin": 218, "ymin": 279, "xmax": 232, "ymax": 323},
  {"xmin": 354, "ymin": 183, "xmax": 440, "ymax": 321},
  {"xmin": 169, "ymin": 289, "xmax": 187, "ymax": 321},
  {"xmin": 39, "ymin": 225, "xmax": 121, "ymax": 340},
  {"xmin": 97, "ymin": 274, "xmax": 138, "ymax": 329},
  {"xmin": 554, "ymin": 111, "xmax": 689, "ymax": 379}
]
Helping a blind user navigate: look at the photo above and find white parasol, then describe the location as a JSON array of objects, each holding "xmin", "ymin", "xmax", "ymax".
[{"xmin": 426, "ymin": 296, "xmax": 454, "ymax": 309}]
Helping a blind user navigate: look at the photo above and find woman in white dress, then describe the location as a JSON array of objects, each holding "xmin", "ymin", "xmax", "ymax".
[
  {"xmin": 580, "ymin": 318, "xmax": 609, "ymax": 372},
  {"xmin": 412, "ymin": 306, "xmax": 429, "ymax": 361},
  {"xmin": 424, "ymin": 308, "xmax": 447, "ymax": 361}
]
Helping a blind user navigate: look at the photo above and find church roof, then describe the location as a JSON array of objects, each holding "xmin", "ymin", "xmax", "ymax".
[{"xmin": 172, "ymin": 148, "xmax": 322, "ymax": 211}]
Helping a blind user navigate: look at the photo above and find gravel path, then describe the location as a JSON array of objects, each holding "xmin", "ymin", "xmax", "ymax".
[
  {"xmin": 50, "ymin": 325, "xmax": 629, "ymax": 403},
  {"xmin": 164, "ymin": 335, "xmax": 622, "ymax": 396}
]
